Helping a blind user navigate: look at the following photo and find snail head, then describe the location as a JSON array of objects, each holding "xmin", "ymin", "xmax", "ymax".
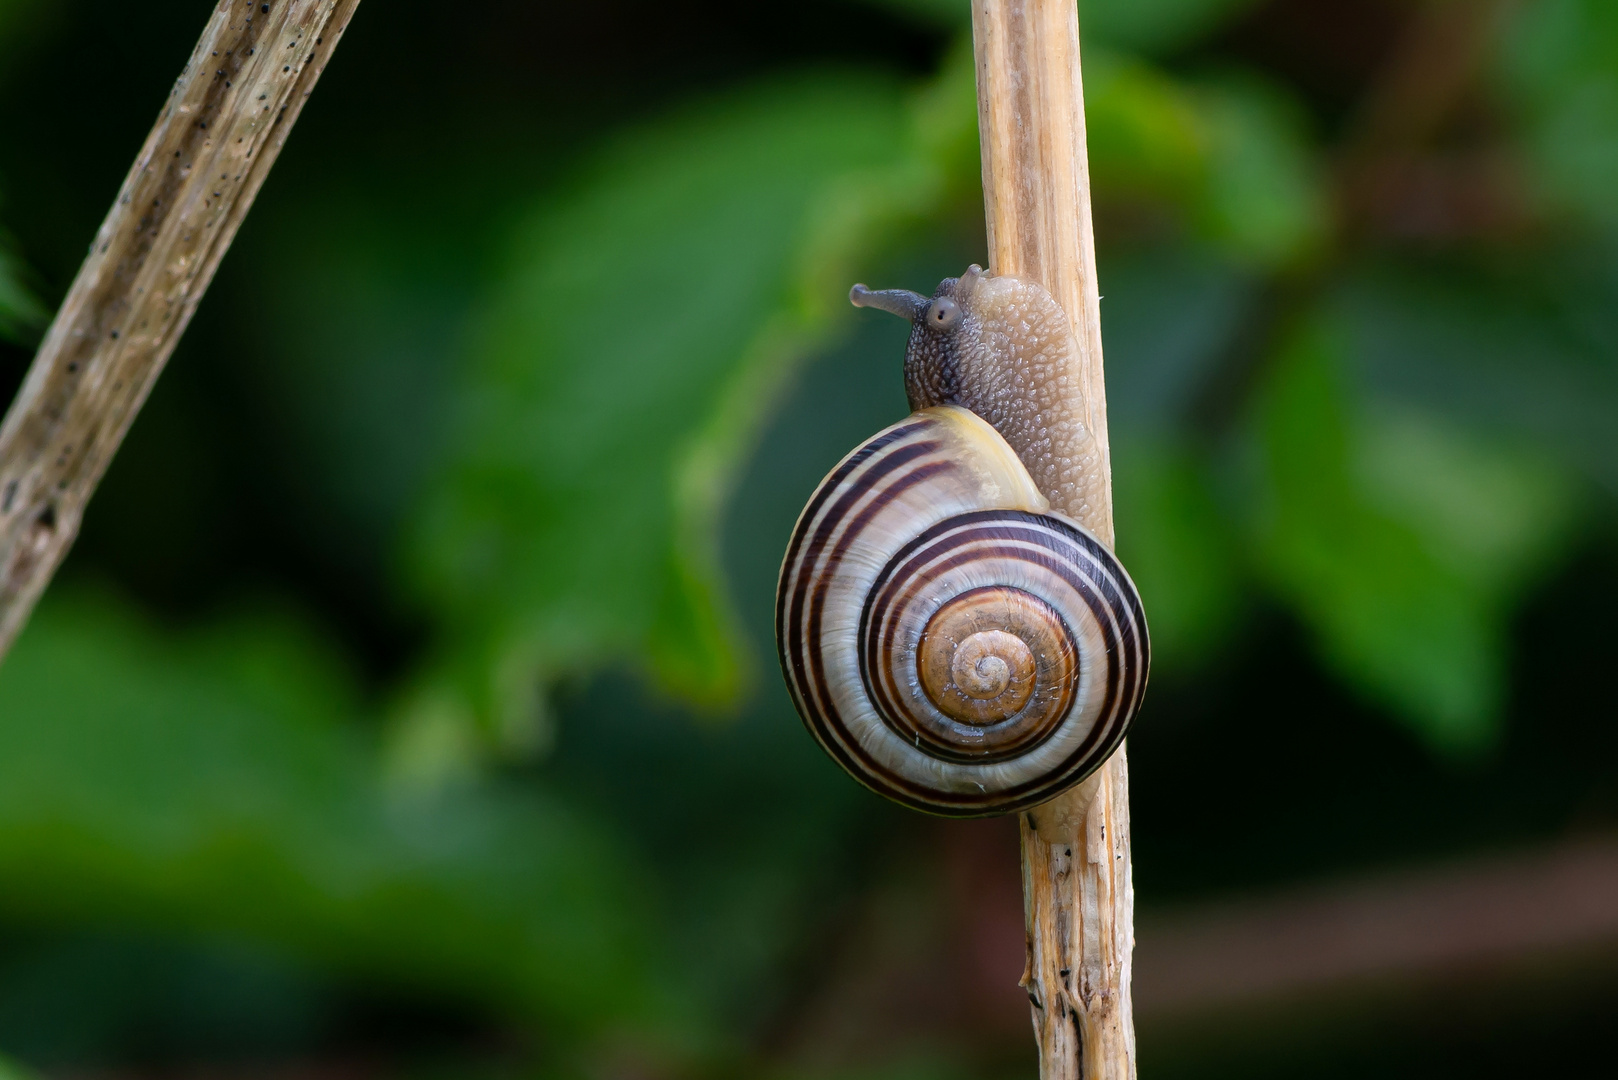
[{"xmin": 849, "ymin": 265, "xmax": 989, "ymax": 413}]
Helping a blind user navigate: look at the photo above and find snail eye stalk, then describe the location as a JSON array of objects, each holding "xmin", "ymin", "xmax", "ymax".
[{"xmin": 849, "ymin": 284, "xmax": 928, "ymax": 320}]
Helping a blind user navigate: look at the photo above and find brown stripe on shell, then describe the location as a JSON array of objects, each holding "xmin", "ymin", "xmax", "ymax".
[
  {"xmin": 856, "ymin": 515, "xmax": 1142, "ymax": 808},
  {"xmin": 775, "ymin": 418, "xmax": 929, "ymax": 644},
  {"xmin": 778, "ymin": 424, "xmax": 939, "ymax": 730},
  {"xmin": 798, "ymin": 457, "xmax": 955, "ymax": 777},
  {"xmin": 775, "ymin": 414, "xmax": 1150, "ymax": 817},
  {"xmin": 863, "ymin": 545, "xmax": 1080, "ymax": 764},
  {"xmin": 864, "ymin": 514, "xmax": 1140, "ymax": 731},
  {"xmin": 780, "ymin": 418, "xmax": 967, "ymax": 784}
]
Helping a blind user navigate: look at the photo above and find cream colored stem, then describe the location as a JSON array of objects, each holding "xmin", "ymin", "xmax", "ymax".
[
  {"xmin": 0, "ymin": 0, "xmax": 360, "ymax": 661},
  {"xmin": 971, "ymin": 1, "xmax": 1135, "ymax": 1077}
]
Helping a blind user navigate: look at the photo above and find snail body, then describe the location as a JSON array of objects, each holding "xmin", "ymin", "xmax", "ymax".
[
  {"xmin": 894, "ymin": 265, "xmax": 1109, "ymax": 528},
  {"xmin": 776, "ymin": 267, "xmax": 1149, "ymax": 817}
]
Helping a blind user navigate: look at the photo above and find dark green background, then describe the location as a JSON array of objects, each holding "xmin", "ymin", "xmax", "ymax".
[{"xmin": 0, "ymin": 0, "xmax": 1615, "ymax": 1075}]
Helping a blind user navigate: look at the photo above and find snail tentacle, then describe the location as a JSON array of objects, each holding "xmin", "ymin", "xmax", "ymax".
[{"xmin": 849, "ymin": 284, "xmax": 928, "ymax": 320}]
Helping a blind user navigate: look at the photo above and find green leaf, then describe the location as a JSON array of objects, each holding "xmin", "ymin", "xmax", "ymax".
[
  {"xmin": 1248, "ymin": 317, "xmax": 1577, "ymax": 750},
  {"xmin": 1189, "ymin": 74, "xmax": 1327, "ymax": 268},
  {"xmin": 1099, "ymin": 247, "xmax": 1258, "ymax": 672},
  {"xmin": 1098, "ymin": 244, "xmax": 1261, "ymax": 432},
  {"xmin": 1496, "ymin": 0, "xmax": 1618, "ymax": 228},
  {"xmin": 1336, "ymin": 257, "xmax": 1618, "ymax": 492},
  {"xmin": 1113, "ymin": 440, "xmax": 1245, "ymax": 672},
  {"xmin": 0, "ymin": 234, "xmax": 46, "ymax": 345},
  {"xmin": 1084, "ymin": 55, "xmax": 1327, "ymax": 268},
  {"xmin": 0, "ymin": 593, "xmax": 663, "ymax": 1037},
  {"xmin": 1085, "ymin": 52, "xmax": 1208, "ymax": 205},
  {"xmin": 0, "ymin": 1053, "xmax": 35, "ymax": 1080},
  {"xmin": 408, "ymin": 75, "xmax": 934, "ymax": 752},
  {"xmin": 1357, "ymin": 409, "xmax": 1576, "ymax": 594}
]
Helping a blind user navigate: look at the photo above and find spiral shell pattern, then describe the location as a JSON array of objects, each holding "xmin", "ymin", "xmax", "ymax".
[{"xmin": 776, "ymin": 406, "xmax": 1149, "ymax": 816}]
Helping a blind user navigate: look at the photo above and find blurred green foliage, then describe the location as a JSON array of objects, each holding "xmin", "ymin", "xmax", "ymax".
[
  {"xmin": 1248, "ymin": 319, "xmax": 1573, "ymax": 746},
  {"xmin": 0, "ymin": 594, "xmax": 661, "ymax": 1038},
  {"xmin": 1086, "ymin": 57, "xmax": 1326, "ymax": 266},
  {"xmin": 407, "ymin": 78, "xmax": 918, "ymax": 754},
  {"xmin": 0, "ymin": 0, "xmax": 1614, "ymax": 1074},
  {"xmin": 1500, "ymin": 0, "xmax": 1618, "ymax": 225},
  {"xmin": 0, "ymin": 239, "xmax": 43, "ymax": 345},
  {"xmin": 0, "ymin": 0, "xmax": 44, "ymax": 343}
]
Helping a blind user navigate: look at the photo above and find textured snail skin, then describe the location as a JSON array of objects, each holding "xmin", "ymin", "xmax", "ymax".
[
  {"xmin": 776, "ymin": 406, "xmax": 1148, "ymax": 817},
  {"xmin": 903, "ymin": 267, "xmax": 1107, "ymax": 527}
]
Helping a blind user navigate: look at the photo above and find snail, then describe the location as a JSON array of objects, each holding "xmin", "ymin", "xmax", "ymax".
[{"xmin": 776, "ymin": 265, "xmax": 1149, "ymax": 816}]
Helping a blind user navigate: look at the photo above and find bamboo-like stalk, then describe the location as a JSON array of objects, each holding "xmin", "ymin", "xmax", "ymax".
[
  {"xmin": 0, "ymin": 0, "xmax": 361, "ymax": 661},
  {"xmin": 970, "ymin": 2, "xmax": 1135, "ymax": 1077}
]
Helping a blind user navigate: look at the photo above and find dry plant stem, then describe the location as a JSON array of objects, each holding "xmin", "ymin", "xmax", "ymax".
[
  {"xmin": 0, "ymin": 0, "xmax": 361, "ymax": 660},
  {"xmin": 971, "ymin": 1, "xmax": 1135, "ymax": 1077}
]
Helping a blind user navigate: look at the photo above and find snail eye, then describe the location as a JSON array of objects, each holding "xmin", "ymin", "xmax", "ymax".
[{"xmin": 925, "ymin": 297, "xmax": 961, "ymax": 329}]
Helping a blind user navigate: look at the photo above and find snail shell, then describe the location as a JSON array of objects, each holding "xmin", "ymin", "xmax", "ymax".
[{"xmin": 777, "ymin": 405, "xmax": 1148, "ymax": 816}]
